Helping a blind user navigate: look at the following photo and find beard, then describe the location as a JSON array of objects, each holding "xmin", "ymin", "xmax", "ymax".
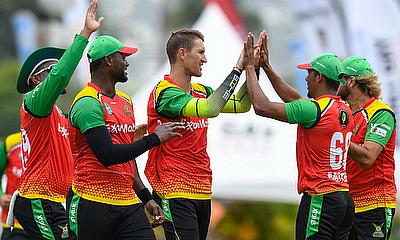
[
  {"xmin": 337, "ymin": 86, "xmax": 350, "ymax": 101},
  {"xmin": 113, "ymin": 69, "xmax": 128, "ymax": 83}
]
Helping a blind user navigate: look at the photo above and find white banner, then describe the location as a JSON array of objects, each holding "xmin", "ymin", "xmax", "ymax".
[
  {"xmin": 289, "ymin": 0, "xmax": 347, "ymax": 94},
  {"xmin": 342, "ymin": 0, "xmax": 400, "ymax": 148}
]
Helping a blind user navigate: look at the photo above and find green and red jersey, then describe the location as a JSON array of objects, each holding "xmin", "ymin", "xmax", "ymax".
[
  {"xmin": 19, "ymin": 35, "xmax": 87, "ymax": 202},
  {"xmin": 145, "ymin": 75, "xmax": 213, "ymax": 200},
  {"xmin": 0, "ymin": 133, "xmax": 23, "ymax": 229},
  {"xmin": 347, "ymin": 97, "xmax": 396, "ymax": 212},
  {"xmin": 285, "ymin": 95, "xmax": 354, "ymax": 195},
  {"xmin": 69, "ymin": 83, "xmax": 139, "ymax": 205}
]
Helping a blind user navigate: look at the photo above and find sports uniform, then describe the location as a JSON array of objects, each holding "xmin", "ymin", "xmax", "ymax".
[
  {"xmin": 146, "ymin": 73, "xmax": 250, "ymax": 240},
  {"xmin": 68, "ymin": 83, "xmax": 155, "ymax": 239},
  {"xmin": 0, "ymin": 133, "xmax": 29, "ymax": 239},
  {"xmin": 341, "ymin": 56, "xmax": 397, "ymax": 240},
  {"xmin": 14, "ymin": 34, "xmax": 88, "ymax": 240},
  {"xmin": 67, "ymin": 35, "xmax": 166, "ymax": 240},
  {"xmin": 285, "ymin": 96, "xmax": 354, "ymax": 240}
]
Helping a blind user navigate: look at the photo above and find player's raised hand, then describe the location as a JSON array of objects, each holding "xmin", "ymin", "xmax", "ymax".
[
  {"xmin": 243, "ymin": 32, "xmax": 255, "ymax": 68},
  {"xmin": 80, "ymin": 0, "xmax": 104, "ymax": 39},
  {"xmin": 259, "ymin": 30, "xmax": 270, "ymax": 68}
]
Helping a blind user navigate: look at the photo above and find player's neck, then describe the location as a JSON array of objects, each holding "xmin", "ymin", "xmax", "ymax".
[
  {"xmin": 91, "ymin": 74, "xmax": 116, "ymax": 97},
  {"xmin": 170, "ymin": 66, "xmax": 191, "ymax": 93}
]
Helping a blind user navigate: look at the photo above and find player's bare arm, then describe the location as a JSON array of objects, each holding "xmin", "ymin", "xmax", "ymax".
[
  {"xmin": 244, "ymin": 32, "xmax": 288, "ymax": 122},
  {"xmin": 259, "ymin": 31, "xmax": 304, "ymax": 102},
  {"xmin": 348, "ymin": 141, "xmax": 383, "ymax": 168}
]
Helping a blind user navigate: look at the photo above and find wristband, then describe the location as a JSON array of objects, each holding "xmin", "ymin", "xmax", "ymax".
[
  {"xmin": 233, "ymin": 66, "xmax": 243, "ymax": 73},
  {"xmin": 137, "ymin": 188, "xmax": 154, "ymax": 204}
]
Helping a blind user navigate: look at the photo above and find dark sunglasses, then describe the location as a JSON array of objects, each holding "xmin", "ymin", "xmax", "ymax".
[{"xmin": 33, "ymin": 63, "xmax": 57, "ymax": 76}]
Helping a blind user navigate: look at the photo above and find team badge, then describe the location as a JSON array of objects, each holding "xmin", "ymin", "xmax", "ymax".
[
  {"xmin": 372, "ymin": 223, "xmax": 384, "ymax": 238},
  {"xmin": 104, "ymin": 103, "xmax": 113, "ymax": 114},
  {"xmin": 59, "ymin": 224, "xmax": 69, "ymax": 238},
  {"xmin": 339, "ymin": 109, "xmax": 349, "ymax": 127},
  {"xmin": 123, "ymin": 104, "xmax": 132, "ymax": 115},
  {"xmin": 352, "ymin": 122, "xmax": 360, "ymax": 134}
]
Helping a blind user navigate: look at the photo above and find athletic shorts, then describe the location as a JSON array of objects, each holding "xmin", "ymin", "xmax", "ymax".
[
  {"xmin": 66, "ymin": 189, "xmax": 155, "ymax": 240},
  {"xmin": 296, "ymin": 191, "xmax": 354, "ymax": 240},
  {"xmin": 153, "ymin": 191, "xmax": 211, "ymax": 240},
  {"xmin": 349, "ymin": 207, "xmax": 395, "ymax": 240},
  {"xmin": 1, "ymin": 227, "xmax": 30, "ymax": 240},
  {"xmin": 13, "ymin": 195, "xmax": 69, "ymax": 240}
]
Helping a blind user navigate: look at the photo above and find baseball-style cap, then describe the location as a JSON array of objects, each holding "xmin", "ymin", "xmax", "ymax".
[
  {"xmin": 87, "ymin": 35, "xmax": 138, "ymax": 62},
  {"xmin": 342, "ymin": 56, "xmax": 373, "ymax": 77},
  {"xmin": 17, "ymin": 47, "xmax": 66, "ymax": 94},
  {"xmin": 297, "ymin": 53, "xmax": 346, "ymax": 84}
]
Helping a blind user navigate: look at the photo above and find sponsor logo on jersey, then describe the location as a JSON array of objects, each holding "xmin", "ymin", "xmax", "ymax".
[
  {"xmin": 181, "ymin": 118, "xmax": 208, "ymax": 131},
  {"xmin": 106, "ymin": 123, "xmax": 136, "ymax": 134},
  {"xmin": 370, "ymin": 123, "xmax": 389, "ymax": 138},
  {"xmin": 58, "ymin": 123, "xmax": 69, "ymax": 138},
  {"xmin": 327, "ymin": 171, "xmax": 348, "ymax": 183}
]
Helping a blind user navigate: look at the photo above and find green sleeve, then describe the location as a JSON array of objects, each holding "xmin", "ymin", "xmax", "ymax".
[
  {"xmin": 284, "ymin": 99, "xmax": 318, "ymax": 128},
  {"xmin": 0, "ymin": 142, "xmax": 8, "ymax": 196},
  {"xmin": 25, "ymin": 34, "xmax": 89, "ymax": 117},
  {"xmin": 156, "ymin": 87, "xmax": 193, "ymax": 118},
  {"xmin": 365, "ymin": 110, "xmax": 395, "ymax": 147},
  {"xmin": 70, "ymin": 97, "xmax": 105, "ymax": 133}
]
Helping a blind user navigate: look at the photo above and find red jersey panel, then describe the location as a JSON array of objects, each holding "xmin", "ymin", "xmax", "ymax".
[
  {"xmin": 69, "ymin": 83, "xmax": 139, "ymax": 205},
  {"xmin": 297, "ymin": 96, "xmax": 353, "ymax": 195},
  {"xmin": 19, "ymin": 105, "xmax": 73, "ymax": 202},
  {"xmin": 145, "ymin": 77, "xmax": 212, "ymax": 199},
  {"xmin": 347, "ymin": 97, "xmax": 397, "ymax": 212}
]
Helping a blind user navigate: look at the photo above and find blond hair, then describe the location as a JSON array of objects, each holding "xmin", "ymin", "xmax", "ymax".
[{"xmin": 356, "ymin": 73, "xmax": 382, "ymax": 100}]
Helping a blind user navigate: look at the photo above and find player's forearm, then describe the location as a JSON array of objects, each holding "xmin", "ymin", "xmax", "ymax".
[
  {"xmin": 262, "ymin": 64, "xmax": 303, "ymax": 102},
  {"xmin": 221, "ymin": 82, "xmax": 251, "ymax": 113},
  {"xmin": 85, "ymin": 126, "xmax": 160, "ymax": 167},
  {"xmin": 348, "ymin": 142, "xmax": 376, "ymax": 169},
  {"xmin": 182, "ymin": 69, "xmax": 241, "ymax": 118}
]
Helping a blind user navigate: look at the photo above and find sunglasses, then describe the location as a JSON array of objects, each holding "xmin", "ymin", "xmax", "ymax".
[{"xmin": 33, "ymin": 63, "xmax": 57, "ymax": 76}]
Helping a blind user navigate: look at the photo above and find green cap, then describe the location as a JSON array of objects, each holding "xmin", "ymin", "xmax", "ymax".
[
  {"xmin": 16, "ymin": 47, "xmax": 66, "ymax": 94},
  {"xmin": 297, "ymin": 53, "xmax": 346, "ymax": 84},
  {"xmin": 342, "ymin": 56, "xmax": 373, "ymax": 77},
  {"xmin": 87, "ymin": 35, "xmax": 138, "ymax": 62}
]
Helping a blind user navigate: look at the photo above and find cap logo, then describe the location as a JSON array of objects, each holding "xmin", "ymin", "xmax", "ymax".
[
  {"xmin": 346, "ymin": 66, "xmax": 357, "ymax": 72},
  {"xmin": 315, "ymin": 61, "xmax": 326, "ymax": 68}
]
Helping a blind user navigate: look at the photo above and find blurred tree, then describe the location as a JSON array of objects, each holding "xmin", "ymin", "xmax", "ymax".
[
  {"xmin": 0, "ymin": 59, "xmax": 23, "ymax": 137},
  {"xmin": 214, "ymin": 201, "xmax": 297, "ymax": 240},
  {"xmin": 0, "ymin": 0, "xmax": 47, "ymax": 61},
  {"xmin": 165, "ymin": 0, "xmax": 203, "ymax": 30}
]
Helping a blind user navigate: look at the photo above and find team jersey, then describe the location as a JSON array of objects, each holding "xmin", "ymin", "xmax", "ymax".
[
  {"xmin": 285, "ymin": 95, "xmax": 354, "ymax": 195},
  {"xmin": 18, "ymin": 34, "xmax": 87, "ymax": 202},
  {"xmin": 347, "ymin": 97, "xmax": 397, "ymax": 212},
  {"xmin": 0, "ymin": 133, "xmax": 23, "ymax": 229},
  {"xmin": 145, "ymin": 75, "xmax": 213, "ymax": 200},
  {"xmin": 69, "ymin": 83, "xmax": 139, "ymax": 205}
]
